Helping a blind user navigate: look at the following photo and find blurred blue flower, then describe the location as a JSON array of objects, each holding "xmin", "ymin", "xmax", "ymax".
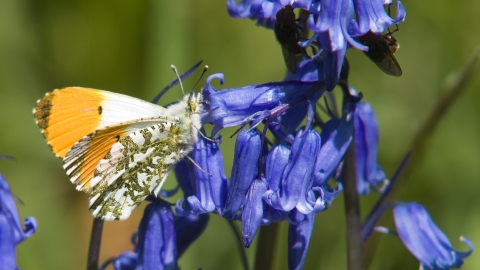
[
  {"xmin": 354, "ymin": 101, "xmax": 386, "ymax": 195},
  {"xmin": 394, "ymin": 203, "xmax": 474, "ymax": 270},
  {"xmin": 0, "ymin": 173, "xmax": 37, "ymax": 270},
  {"xmin": 100, "ymin": 251, "xmax": 137, "ymax": 270}
]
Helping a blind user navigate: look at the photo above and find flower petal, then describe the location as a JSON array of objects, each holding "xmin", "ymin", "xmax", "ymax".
[
  {"xmin": 264, "ymin": 130, "xmax": 321, "ymax": 212},
  {"xmin": 265, "ymin": 145, "xmax": 291, "ymax": 191},
  {"xmin": 288, "ymin": 212, "xmax": 315, "ymax": 270},
  {"xmin": 176, "ymin": 136, "xmax": 228, "ymax": 216},
  {"xmin": 354, "ymin": 102, "xmax": 386, "ymax": 195},
  {"xmin": 394, "ymin": 203, "xmax": 474, "ymax": 269},
  {"xmin": 176, "ymin": 214, "xmax": 209, "ymax": 257},
  {"xmin": 223, "ymin": 129, "xmax": 261, "ymax": 219},
  {"xmin": 136, "ymin": 201, "xmax": 178, "ymax": 270},
  {"xmin": 242, "ymin": 178, "xmax": 268, "ymax": 247},
  {"xmin": 314, "ymin": 118, "xmax": 354, "ymax": 186},
  {"xmin": 0, "ymin": 212, "xmax": 16, "ymax": 270}
]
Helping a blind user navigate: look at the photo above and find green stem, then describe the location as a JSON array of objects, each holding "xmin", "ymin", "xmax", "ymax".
[
  {"xmin": 254, "ymin": 223, "xmax": 279, "ymax": 270},
  {"xmin": 227, "ymin": 220, "xmax": 250, "ymax": 270},
  {"xmin": 87, "ymin": 218, "xmax": 104, "ymax": 270},
  {"xmin": 364, "ymin": 47, "xmax": 480, "ymax": 268},
  {"xmin": 404, "ymin": 46, "xmax": 480, "ymax": 182},
  {"xmin": 342, "ymin": 141, "xmax": 365, "ymax": 270}
]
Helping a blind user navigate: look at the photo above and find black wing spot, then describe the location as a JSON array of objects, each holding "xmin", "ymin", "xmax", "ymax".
[{"xmin": 98, "ymin": 106, "xmax": 103, "ymax": 115}]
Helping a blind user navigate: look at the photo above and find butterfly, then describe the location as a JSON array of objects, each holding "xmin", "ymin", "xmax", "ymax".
[{"xmin": 34, "ymin": 87, "xmax": 203, "ymax": 220}]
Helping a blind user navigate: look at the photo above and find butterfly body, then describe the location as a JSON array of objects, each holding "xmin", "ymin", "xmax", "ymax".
[{"xmin": 34, "ymin": 87, "xmax": 202, "ymax": 220}]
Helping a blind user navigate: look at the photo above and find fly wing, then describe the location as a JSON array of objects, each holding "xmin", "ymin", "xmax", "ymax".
[
  {"xmin": 282, "ymin": 45, "xmax": 299, "ymax": 73},
  {"xmin": 373, "ymin": 54, "xmax": 402, "ymax": 77}
]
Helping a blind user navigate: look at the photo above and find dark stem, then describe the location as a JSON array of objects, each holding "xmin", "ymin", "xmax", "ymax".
[
  {"xmin": 363, "ymin": 46, "xmax": 480, "ymax": 269},
  {"xmin": 403, "ymin": 47, "xmax": 480, "ymax": 182},
  {"xmin": 87, "ymin": 218, "xmax": 104, "ymax": 270},
  {"xmin": 342, "ymin": 141, "xmax": 365, "ymax": 270},
  {"xmin": 226, "ymin": 220, "xmax": 250, "ymax": 270},
  {"xmin": 254, "ymin": 223, "xmax": 279, "ymax": 270}
]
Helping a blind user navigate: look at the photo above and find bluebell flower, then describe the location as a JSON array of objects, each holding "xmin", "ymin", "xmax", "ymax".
[
  {"xmin": 241, "ymin": 178, "xmax": 268, "ymax": 247},
  {"xmin": 348, "ymin": 0, "xmax": 406, "ymax": 36},
  {"xmin": 175, "ymin": 135, "xmax": 228, "ymax": 216},
  {"xmin": 175, "ymin": 214, "xmax": 209, "ymax": 257},
  {"xmin": 135, "ymin": 200, "xmax": 178, "ymax": 269},
  {"xmin": 227, "ymin": 0, "xmax": 406, "ymax": 89},
  {"xmin": 0, "ymin": 173, "xmax": 37, "ymax": 270},
  {"xmin": 393, "ymin": 203, "xmax": 474, "ymax": 270},
  {"xmin": 263, "ymin": 129, "xmax": 323, "ymax": 214},
  {"xmin": 360, "ymin": 156, "xmax": 474, "ymax": 269},
  {"xmin": 222, "ymin": 129, "xmax": 262, "ymax": 219},
  {"xmin": 100, "ymin": 251, "xmax": 138, "ymax": 270},
  {"xmin": 288, "ymin": 211, "xmax": 315, "ymax": 270},
  {"xmin": 354, "ymin": 101, "xmax": 386, "ymax": 195},
  {"xmin": 102, "ymin": 205, "xmax": 209, "ymax": 270},
  {"xmin": 203, "ymin": 73, "xmax": 323, "ymax": 135},
  {"xmin": 314, "ymin": 118, "xmax": 354, "ymax": 186}
]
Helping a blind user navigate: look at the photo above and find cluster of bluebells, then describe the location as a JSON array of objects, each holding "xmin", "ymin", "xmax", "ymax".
[
  {"xmin": 0, "ymin": 157, "xmax": 37, "ymax": 269},
  {"xmin": 103, "ymin": 1, "xmax": 474, "ymax": 270},
  {"xmin": 228, "ymin": 0, "xmax": 406, "ymax": 90}
]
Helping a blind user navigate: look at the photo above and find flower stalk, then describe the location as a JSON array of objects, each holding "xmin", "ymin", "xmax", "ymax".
[
  {"xmin": 342, "ymin": 140, "xmax": 365, "ymax": 270},
  {"xmin": 87, "ymin": 218, "xmax": 104, "ymax": 270},
  {"xmin": 254, "ymin": 223, "xmax": 279, "ymax": 270}
]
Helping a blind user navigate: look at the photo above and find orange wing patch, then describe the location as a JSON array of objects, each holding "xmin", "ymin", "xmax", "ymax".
[
  {"xmin": 34, "ymin": 88, "xmax": 105, "ymax": 158},
  {"xmin": 63, "ymin": 125, "xmax": 128, "ymax": 191}
]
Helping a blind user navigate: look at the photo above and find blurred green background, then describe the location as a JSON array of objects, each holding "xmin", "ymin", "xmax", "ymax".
[{"xmin": 0, "ymin": 0, "xmax": 479, "ymax": 269}]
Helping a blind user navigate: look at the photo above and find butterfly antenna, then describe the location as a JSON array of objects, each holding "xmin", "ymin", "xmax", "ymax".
[
  {"xmin": 185, "ymin": 155, "xmax": 212, "ymax": 176},
  {"xmin": 171, "ymin": 65, "xmax": 185, "ymax": 96},
  {"xmin": 190, "ymin": 65, "xmax": 209, "ymax": 94},
  {"xmin": 152, "ymin": 61, "xmax": 203, "ymax": 104}
]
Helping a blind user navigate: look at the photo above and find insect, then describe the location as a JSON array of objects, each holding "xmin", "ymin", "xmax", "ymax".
[
  {"xmin": 34, "ymin": 86, "xmax": 203, "ymax": 220},
  {"xmin": 358, "ymin": 26, "xmax": 402, "ymax": 76},
  {"xmin": 274, "ymin": 5, "xmax": 309, "ymax": 73}
]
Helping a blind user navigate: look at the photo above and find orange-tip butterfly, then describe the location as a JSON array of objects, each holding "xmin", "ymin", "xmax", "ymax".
[{"xmin": 34, "ymin": 86, "xmax": 203, "ymax": 220}]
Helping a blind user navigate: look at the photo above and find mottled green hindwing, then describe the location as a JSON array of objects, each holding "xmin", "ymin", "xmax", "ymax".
[{"xmin": 89, "ymin": 122, "xmax": 186, "ymax": 220}]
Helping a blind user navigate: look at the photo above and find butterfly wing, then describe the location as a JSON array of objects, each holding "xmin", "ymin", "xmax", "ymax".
[
  {"xmin": 60, "ymin": 118, "xmax": 185, "ymax": 220},
  {"xmin": 85, "ymin": 122, "xmax": 187, "ymax": 220},
  {"xmin": 34, "ymin": 87, "xmax": 169, "ymax": 158},
  {"xmin": 34, "ymin": 87, "xmax": 187, "ymax": 220}
]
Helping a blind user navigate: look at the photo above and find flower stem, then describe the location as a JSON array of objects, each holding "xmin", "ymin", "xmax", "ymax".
[
  {"xmin": 254, "ymin": 223, "xmax": 279, "ymax": 270},
  {"xmin": 342, "ymin": 141, "xmax": 365, "ymax": 270},
  {"xmin": 227, "ymin": 220, "xmax": 250, "ymax": 270},
  {"xmin": 404, "ymin": 46, "xmax": 480, "ymax": 182},
  {"xmin": 87, "ymin": 218, "xmax": 104, "ymax": 270},
  {"xmin": 364, "ymin": 46, "xmax": 480, "ymax": 269}
]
